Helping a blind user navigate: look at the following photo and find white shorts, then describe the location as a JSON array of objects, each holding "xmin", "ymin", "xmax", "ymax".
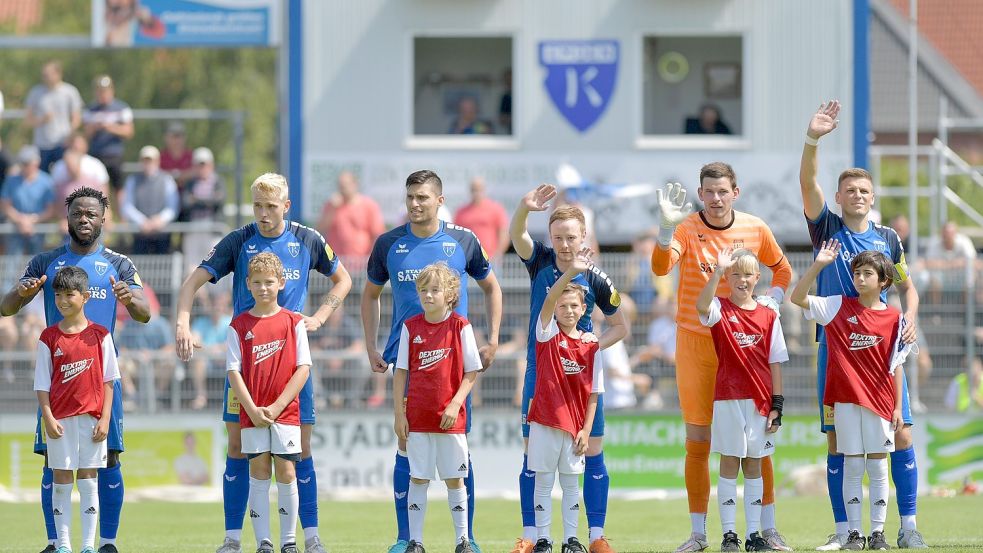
[
  {"xmin": 833, "ymin": 403, "xmax": 895, "ymax": 455},
  {"xmin": 711, "ymin": 399, "xmax": 777, "ymax": 459},
  {"xmin": 407, "ymin": 432, "xmax": 469, "ymax": 481},
  {"xmin": 527, "ymin": 422, "xmax": 585, "ymax": 475},
  {"xmin": 46, "ymin": 415, "xmax": 108, "ymax": 471},
  {"xmin": 241, "ymin": 423, "xmax": 302, "ymax": 456}
]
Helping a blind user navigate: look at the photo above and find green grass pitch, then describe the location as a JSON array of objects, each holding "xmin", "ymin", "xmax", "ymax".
[{"xmin": 5, "ymin": 496, "xmax": 983, "ymax": 552}]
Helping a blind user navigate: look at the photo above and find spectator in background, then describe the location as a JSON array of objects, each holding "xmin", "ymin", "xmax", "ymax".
[
  {"xmin": 593, "ymin": 295, "xmax": 653, "ymax": 410},
  {"xmin": 453, "ymin": 176, "xmax": 509, "ymax": 261},
  {"xmin": 24, "ymin": 60, "xmax": 83, "ymax": 171},
  {"xmin": 116, "ymin": 283, "xmax": 174, "ymax": 408},
  {"xmin": 189, "ymin": 290, "xmax": 233, "ymax": 410},
  {"xmin": 498, "ymin": 68, "xmax": 513, "ymax": 134},
  {"xmin": 120, "ymin": 145, "xmax": 179, "ymax": 254},
  {"xmin": 684, "ymin": 103, "xmax": 732, "ymax": 135},
  {"xmin": 316, "ymin": 171, "xmax": 384, "ymax": 262},
  {"xmin": 626, "ymin": 229, "xmax": 659, "ymax": 316},
  {"xmin": 631, "ymin": 298, "xmax": 677, "ymax": 368},
  {"xmin": 0, "ymin": 145, "xmax": 56, "ymax": 255},
  {"xmin": 448, "ymin": 96, "xmax": 493, "ymax": 135},
  {"xmin": 945, "ymin": 358, "xmax": 983, "ymax": 413},
  {"xmin": 181, "ymin": 147, "xmax": 226, "ymax": 273},
  {"xmin": 50, "ymin": 134, "xmax": 111, "ymax": 217},
  {"xmin": 889, "ymin": 213, "xmax": 911, "ymax": 252},
  {"xmin": 311, "ymin": 301, "xmax": 367, "ymax": 409},
  {"xmin": 918, "ymin": 221, "xmax": 977, "ymax": 304},
  {"xmin": 83, "ymin": 74, "xmax": 133, "ymax": 192},
  {"xmin": 174, "ymin": 432, "xmax": 209, "ymax": 486},
  {"xmin": 160, "ymin": 121, "xmax": 193, "ymax": 186}
]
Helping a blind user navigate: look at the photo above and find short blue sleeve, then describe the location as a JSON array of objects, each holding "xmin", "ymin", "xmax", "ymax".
[
  {"xmin": 367, "ymin": 232, "xmax": 397, "ymax": 285},
  {"xmin": 806, "ymin": 204, "xmax": 842, "ymax": 248},
  {"xmin": 200, "ymin": 227, "xmax": 246, "ymax": 283}
]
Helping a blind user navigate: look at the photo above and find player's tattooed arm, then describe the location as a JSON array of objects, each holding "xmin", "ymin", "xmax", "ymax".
[{"xmin": 306, "ymin": 264, "xmax": 353, "ymax": 332}]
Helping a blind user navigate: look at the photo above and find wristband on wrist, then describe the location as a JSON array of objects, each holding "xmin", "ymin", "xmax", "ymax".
[
  {"xmin": 804, "ymin": 134, "xmax": 819, "ymax": 147},
  {"xmin": 657, "ymin": 225, "xmax": 675, "ymax": 247},
  {"xmin": 771, "ymin": 394, "xmax": 785, "ymax": 426}
]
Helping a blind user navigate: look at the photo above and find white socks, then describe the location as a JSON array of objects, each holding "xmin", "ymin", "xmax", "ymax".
[
  {"xmin": 448, "ymin": 486, "xmax": 468, "ymax": 542},
  {"xmin": 866, "ymin": 458, "xmax": 889, "ymax": 533},
  {"xmin": 843, "ymin": 457, "xmax": 865, "ymax": 532},
  {"xmin": 558, "ymin": 473, "xmax": 580, "ymax": 541},
  {"xmin": 901, "ymin": 515, "xmax": 917, "ymax": 531},
  {"xmin": 744, "ymin": 477, "xmax": 764, "ymax": 539},
  {"xmin": 277, "ymin": 480, "xmax": 299, "ymax": 546},
  {"xmin": 691, "ymin": 513, "xmax": 707, "ymax": 536},
  {"xmin": 78, "ymin": 477, "xmax": 99, "ymax": 550},
  {"xmin": 408, "ymin": 481, "xmax": 429, "ymax": 544},
  {"xmin": 760, "ymin": 503, "xmax": 776, "ymax": 532},
  {"xmin": 717, "ymin": 477, "xmax": 738, "ymax": 534},
  {"xmin": 53, "ymin": 482, "xmax": 73, "ymax": 549},
  {"xmin": 249, "ymin": 477, "xmax": 272, "ymax": 545},
  {"xmin": 534, "ymin": 471, "xmax": 555, "ymax": 541}
]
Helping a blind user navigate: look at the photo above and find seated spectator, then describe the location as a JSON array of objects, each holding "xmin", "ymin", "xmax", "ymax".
[
  {"xmin": 116, "ymin": 284, "xmax": 174, "ymax": 408},
  {"xmin": 499, "ymin": 68, "xmax": 513, "ymax": 134},
  {"xmin": 592, "ymin": 296, "xmax": 654, "ymax": 410},
  {"xmin": 120, "ymin": 145, "xmax": 179, "ymax": 254},
  {"xmin": 50, "ymin": 134, "xmax": 111, "ymax": 213},
  {"xmin": 311, "ymin": 302, "xmax": 367, "ymax": 409},
  {"xmin": 0, "ymin": 145, "xmax": 57, "ymax": 255},
  {"xmin": 448, "ymin": 96, "xmax": 493, "ymax": 135},
  {"xmin": 918, "ymin": 221, "xmax": 977, "ymax": 304},
  {"xmin": 684, "ymin": 103, "xmax": 732, "ymax": 135},
  {"xmin": 945, "ymin": 358, "xmax": 983, "ymax": 412},
  {"xmin": 631, "ymin": 298, "xmax": 677, "ymax": 367},
  {"xmin": 453, "ymin": 177, "xmax": 510, "ymax": 261},
  {"xmin": 189, "ymin": 291, "xmax": 233, "ymax": 410},
  {"xmin": 160, "ymin": 121, "xmax": 193, "ymax": 186},
  {"xmin": 83, "ymin": 74, "xmax": 133, "ymax": 192},
  {"xmin": 181, "ymin": 147, "xmax": 225, "ymax": 272},
  {"xmin": 316, "ymin": 171, "xmax": 384, "ymax": 264}
]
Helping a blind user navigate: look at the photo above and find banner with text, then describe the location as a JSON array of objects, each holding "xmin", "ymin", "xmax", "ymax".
[{"xmin": 92, "ymin": 0, "xmax": 280, "ymax": 47}]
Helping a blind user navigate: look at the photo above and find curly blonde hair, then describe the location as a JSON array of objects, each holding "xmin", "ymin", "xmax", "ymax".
[
  {"xmin": 247, "ymin": 252, "xmax": 285, "ymax": 279},
  {"xmin": 415, "ymin": 262, "xmax": 461, "ymax": 309}
]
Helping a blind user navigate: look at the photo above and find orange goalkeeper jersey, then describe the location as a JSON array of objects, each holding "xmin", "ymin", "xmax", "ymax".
[{"xmin": 651, "ymin": 210, "xmax": 792, "ymax": 336}]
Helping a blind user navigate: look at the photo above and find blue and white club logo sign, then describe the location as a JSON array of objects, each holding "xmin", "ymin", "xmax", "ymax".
[{"xmin": 539, "ymin": 40, "xmax": 619, "ymax": 133}]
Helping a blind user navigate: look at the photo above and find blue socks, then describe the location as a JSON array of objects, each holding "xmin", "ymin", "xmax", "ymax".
[
  {"xmin": 394, "ymin": 451, "xmax": 411, "ymax": 541},
  {"xmin": 465, "ymin": 456, "xmax": 476, "ymax": 541},
  {"xmin": 891, "ymin": 447, "xmax": 918, "ymax": 517},
  {"xmin": 519, "ymin": 454, "xmax": 536, "ymax": 528},
  {"xmin": 223, "ymin": 456, "xmax": 250, "ymax": 532},
  {"xmin": 41, "ymin": 466, "xmax": 56, "ymax": 541},
  {"xmin": 827, "ymin": 453, "xmax": 847, "ymax": 523},
  {"xmin": 97, "ymin": 463, "xmax": 124, "ymax": 540},
  {"xmin": 296, "ymin": 456, "xmax": 318, "ymax": 531},
  {"xmin": 584, "ymin": 452, "xmax": 609, "ymax": 529}
]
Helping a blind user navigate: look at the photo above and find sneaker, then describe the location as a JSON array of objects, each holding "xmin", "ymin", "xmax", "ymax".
[
  {"xmin": 387, "ymin": 540, "xmax": 409, "ymax": 553},
  {"xmin": 41, "ymin": 546, "xmax": 56, "ymax": 553},
  {"xmin": 561, "ymin": 537, "xmax": 588, "ymax": 553},
  {"xmin": 469, "ymin": 539, "xmax": 482, "ymax": 553},
  {"xmin": 816, "ymin": 534, "xmax": 848, "ymax": 551},
  {"xmin": 281, "ymin": 544, "xmax": 300, "ymax": 553},
  {"xmin": 455, "ymin": 537, "xmax": 475, "ymax": 553},
  {"xmin": 511, "ymin": 538, "xmax": 536, "ymax": 553},
  {"xmin": 256, "ymin": 540, "xmax": 275, "ymax": 553},
  {"xmin": 81, "ymin": 549, "xmax": 97, "ymax": 553},
  {"xmin": 746, "ymin": 532, "xmax": 778, "ymax": 551},
  {"xmin": 216, "ymin": 538, "xmax": 243, "ymax": 553},
  {"xmin": 896, "ymin": 529, "xmax": 927, "ymax": 549},
  {"xmin": 841, "ymin": 531, "xmax": 866, "ymax": 551},
  {"xmin": 304, "ymin": 537, "xmax": 327, "ymax": 553},
  {"xmin": 867, "ymin": 532, "xmax": 888, "ymax": 550},
  {"xmin": 54, "ymin": 548, "xmax": 71, "ymax": 553},
  {"xmin": 97, "ymin": 546, "xmax": 119, "ymax": 553},
  {"xmin": 675, "ymin": 533, "xmax": 709, "ymax": 552},
  {"xmin": 405, "ymin": 540, "xmax": 426, "ymax": 553},
  {"xmin": 762, "ymin": 529, "xmax": 794, "ymax": 552},
  {"xmin": 721, "ymin": 531, "xmax": 742, "ymax": 552},
  {"xmin": 532, "ymin": 539, "xmax": 553, "ymax": 553},
  {"xmin": 588, "ymin": 536, "xmax": 616, "ymax": 553}
]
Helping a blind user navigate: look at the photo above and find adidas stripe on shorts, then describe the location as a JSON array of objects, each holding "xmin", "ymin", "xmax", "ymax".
[
  {"xmin": 406, "ymin": 432, "xmax": 469, "ymax": 481},
  {"xmin": 527, "ymin": 422, "xmax": 586, "ymax": 475},
  {"xmin": 241, "ymin": 422, "xmax": 302, "ymax": 456},
  {"xmin": 832, "ymin": 402, "xmax": 895, "ymax": 455},
  {"xmin": 710, "ymin": 399, "xmax": 777, "ymax": 459}
]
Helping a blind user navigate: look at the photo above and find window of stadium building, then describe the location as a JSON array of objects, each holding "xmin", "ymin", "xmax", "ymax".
[
  {"xmin": 411, "ymin": 36, "xmax": 514, "ymax": 143},
  {"xmin": 640, "ymin": 35, "xmax": 745, "ymax": 145}
]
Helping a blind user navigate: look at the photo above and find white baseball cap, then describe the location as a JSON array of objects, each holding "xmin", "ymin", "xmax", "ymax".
[
  {"xmin": 139, "ymin": 145, "xmax": 160, "ymax": 160},
  {"xmin": 192, "ymin": 147, "xmax": 214, "ymax": 164}
]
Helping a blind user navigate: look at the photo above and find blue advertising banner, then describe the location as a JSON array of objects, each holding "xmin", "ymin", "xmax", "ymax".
[
  {"xmin": 93, "ymin": 0, "xmax": 280, "ymax": 47},
  {"xmin": 539, "ymin": 40, "xmax": 619, "ymax": 133}
]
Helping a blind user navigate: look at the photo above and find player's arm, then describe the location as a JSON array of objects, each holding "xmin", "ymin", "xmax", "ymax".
[
  {"xmin": 892, "ymin": 361, "xmax": 905, "ymax": 431},
  {"xmin": 269, "ymin": 364, "xmax": 310, "ymax": 421},
  {"xmin": 174, "ymin": 267, "xmax": 212, "ymax": 361},
  {"xmin": 110, "ymin": 276, "xmax": 150, "ymax": 323},
  {"xmin": 476, "ymin": 271, "xmax": 502, "ymax": 369},
  {"xmin": 791, "ymin": 239, "xmax": 841, "ymax": 309},
  {"xmin": 651, "ymin": 182, "xmax": 693, "ymax": 276},
  {"xmin": 697, "ymin": 248, "xmax": 733, "ymax": 317},
  {"xmin": 510, "ymin": 184, "xmax": 556, "ymax": 260},
  {"xmin": 894, "ymin": 275, "xmax": 920, "ymax": 345},
  {"xmin": 1, "ymin": 274, "xmax": 46, "ymax": 316},
  {"xmin": 361, "ymin": 280, "xmax": 389, "ymax": 373},
  {"xmin": 539, "ymin": 250, "xmax": 590, "ymax": 329},
  {"xmin": 306, "ymin": 263, "xmax": 353, "ymax": 332},
  {"xmin": 756, "ymin": 226, "xmax": 793, "ymax": 312},
  {"xmin": 800, "ymin": 101, "xmax": 840, "ymax": 220}
]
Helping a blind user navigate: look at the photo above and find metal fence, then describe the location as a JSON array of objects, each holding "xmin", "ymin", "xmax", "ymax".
[{"xmin": 0, "ymin": 251, "xmax": 978, "ymax": 416}]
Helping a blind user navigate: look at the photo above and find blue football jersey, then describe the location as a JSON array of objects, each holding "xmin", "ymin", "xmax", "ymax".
[
  {"xmin": 367, "ymin": 221, "xmax": 491, "ymax": 364},
  {"xmin": 521, "ymin": 240, "xmax": 620, "ymax": 370},
  {"xmin": 200, "ymin": 221, "xmax": 340, "ymax": 316},
  {"xmin": 21, "ymin": 244, "xmax": 144, "ymax": 332}
]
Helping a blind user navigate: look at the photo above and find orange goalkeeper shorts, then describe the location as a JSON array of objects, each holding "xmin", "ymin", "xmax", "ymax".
[{"xmin": 675, "ymin": 328, "xmax": 718, "ymax": 426}]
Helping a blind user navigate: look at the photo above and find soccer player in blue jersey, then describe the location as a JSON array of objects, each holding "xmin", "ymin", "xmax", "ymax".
[
  {"xmin": 361, "ymin": 169, "xmax": 502, "ymax": 553},
  {"xmin": 508, "ymin": 184, "xmax": 628, "ymax": 553},
  {"xmin": 174, "ymin": 173, "xmax": 352, "ymax": 553},
  {"xmin": 800, "ymin": 101, "xmax": 927, "ymax": 550},
  {"xmin": 1, "ymin": 187, "xmax": 151, "ymax": 553}
]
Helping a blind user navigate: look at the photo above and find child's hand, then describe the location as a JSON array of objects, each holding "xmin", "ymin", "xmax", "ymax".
[
  {"xmin": 248, "ymin": 407, "xmax": 273, "ymax": 428},
  {"xmin": 580, "ymin": 332, "xmax": 598, "ymax": 343},
  {"xmin": 715, "ymin": 247, "xmax": 736, "ymax": 273},
  {"xmin": 814, "ymin": 239, "xmax": 841, "ymax": 266},
  {"xmin": 892, "ymin": 409, "xmax": 904, "ymax": 432},
  {"xmin": 263, "ymin": 403, "xmax": 282, "ymax": 420},
  {"xmin": 571, "ymin": 247, "xmax": 593, "ymax": 273},
  {"xmin": 574, "ymin": 429, "xmax": 589, "ymax": 455},
  {"xmin": 93, "ymin": 419, "xmax": 109, "ymax": 442},
  {"xmin": 766, "ymin": 410, "xmax": 781, "ymax": 433},
  {"xmin": 440, "ymin": 402, "xmax": 461, "ymax": 430},
  {"xmin": 394, "ymin": 413, "xmax": 409, "ymax": 441},
  {"xmin": 43, "ymin": 416, "xmax": 63, "ymax": 439}
]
